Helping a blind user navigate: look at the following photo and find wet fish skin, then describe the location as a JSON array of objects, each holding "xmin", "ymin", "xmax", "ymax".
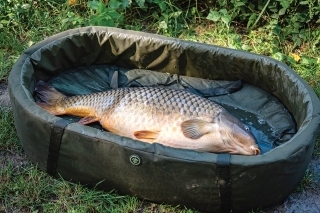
[{"xmin": 34, "ymin": 81, "xmax": 260, "ymax": 155}]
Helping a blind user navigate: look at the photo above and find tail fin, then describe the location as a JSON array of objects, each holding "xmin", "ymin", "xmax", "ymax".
[{"xmin": 34, "ymin": 81, "xmax": 66, "ymax": 115}]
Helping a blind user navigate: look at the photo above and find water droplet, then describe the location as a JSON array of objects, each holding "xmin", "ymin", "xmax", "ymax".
[
  {"xmin": 271, "ymin": 131, "xmax": 279, "ymax": 137},
  {"xmin": 258, "ymin": 118, "xmax": 266, "ymax": 125},
  {"xmin": 247, "ymin": 122, "xmax": 253, "ymax": 125}
]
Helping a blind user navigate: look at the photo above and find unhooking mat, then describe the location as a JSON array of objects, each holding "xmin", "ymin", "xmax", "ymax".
[{"xmin": 8, "ymin": 26, "xmax": 320, "ymax": 212}]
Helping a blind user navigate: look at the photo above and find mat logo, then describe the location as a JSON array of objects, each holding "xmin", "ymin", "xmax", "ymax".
[{"xmin": 129, "ymin": 154, "xmax": 141, "ymax": 166}]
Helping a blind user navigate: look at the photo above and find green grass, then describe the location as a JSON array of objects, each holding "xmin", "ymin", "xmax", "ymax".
[
  {"xmin": 0, "ymin": 161, "xmax": 138, "ymax": 212},
  {"xmin": 0, "ymin": 0, "xmax": 320, "ymax": 212},
  {"xmin": 0, "ymin": 107, "xmax": 20, "ymax": 151}
]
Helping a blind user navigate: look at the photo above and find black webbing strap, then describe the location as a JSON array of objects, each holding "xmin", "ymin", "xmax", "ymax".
[
  {"xmin": 217, "ymin": 153, "xmax": 232, "ymax": 213},
  {"xmin": 47, "ymin": 119, "xmax": 72, "ymax": 177}
]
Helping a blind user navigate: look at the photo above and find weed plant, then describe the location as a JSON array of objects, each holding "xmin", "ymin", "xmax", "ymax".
[{"xmin": 0, "ymin": 0, "xmax": 319, "ymax": 212}]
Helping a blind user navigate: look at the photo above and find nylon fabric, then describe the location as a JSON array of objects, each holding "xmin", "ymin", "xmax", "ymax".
[
  {"xmin": 217, "ymin": 154, "xmax": 232, "ymax": 213},
  {"xmin": 47, "ymin": 119, "xmax": 74, "ymax": 176},
  {"xmin": 8, "ymin": 26, "xmax": 320, "ymax": 212}
]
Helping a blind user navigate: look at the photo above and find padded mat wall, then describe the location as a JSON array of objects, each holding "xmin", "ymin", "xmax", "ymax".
[{"xmin": 9, "ymin": 27, "xmax": 320, "ymax": 212}]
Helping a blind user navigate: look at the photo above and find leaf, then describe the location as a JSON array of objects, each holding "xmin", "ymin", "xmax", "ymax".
[
  {"xmin": 278, "ymin": 8, "xmax": 286, "ymax": 16},
  {"xmin": 248, "ymin": 3, "xmax": 255, "ymax": 10},
  {"xmin": 158, "ymin": 20, "xmax": 167, "ymax": 30},
  {"xmin": 300, "ymin": 56, "xmax": 316, "ymax": 65},
  {"xmin": 87, "ymin": 0, "xmax": 99, "ymax": 10},
  {"xmin": 234, "ymin": 2, "xmax": 245, "ymax": 7},
  {"xmin": 299, "ymin": 1, "xmax": 309, "ymax": 5},
  {"xmin": 135, "ymin": 0, "xmax": 145, "ymax": 7},
  {"xmin": 272, "ymin": 52, "xmax": 286, "ymax": 61},
  {"xmin": 219, "ymin": 9, "xmax": 228, "ymax": 15},
  {"xmin": 272, "ymin": 24, "xmax": 282, "ymax": 37},
  {"xmin": 268, "ymin": 5, "xmax": 277, "ymax": 13},
  {"xmin": 289, "ymin": 53, "xmax": 301, "ymax": 62},
  {"xmin": 206, "ymin": 10, "xmax": 220, "ymax": 22},
  {"xmin": 151, "ymin": 0, "xmax": 166, "ymax": 12},
  {"xmin": 279, "ymin": 0, "xmax": 290, "ymax": 9},
  {"xmin": 247, "ymin": 13, "xmax": 257, "ymax": 28},
  {"xmin": 286, "ymin": 56, "xmax": 296, "ymax": 65},
  {"xmin": 109, "ymin": 0, "xmax": 122, "ymax": 9},
  {"xmin": 170, "ymin": 11, "xmax": 182, "ymax": 18},
  {"xmin": 68, "ymin": 0, "xmax": 78, "ymax": 6},
  {"xmin": 108, "ymin": 9, "xmax": 122, "ymax": 19},
  {"xmin": 241, "ymin": 44, "xmax": 251, "ymax": 51},
  {"xmin": 88, "ymin": 6, "xmax": 122, "ymax": 27},
  {"xmin": 292, "ymin": 36, "xmax": 301, "ymax": 47},
  {"xmin": 97, "ymin": 0, "xmax": 107, "ymax": 13},
  {"xmin": 221, "ymin": 15, "xmax": 231, "ymax": 26}
]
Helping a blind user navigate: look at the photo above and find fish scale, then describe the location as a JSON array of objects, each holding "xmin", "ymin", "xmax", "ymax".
[
  {"xmin": 91, "ymin": 87, "xmax": 223, "ymax": 117},
  {"xmin": 35, "ymin": 81, "xmax": 260, "ymax": 155}
]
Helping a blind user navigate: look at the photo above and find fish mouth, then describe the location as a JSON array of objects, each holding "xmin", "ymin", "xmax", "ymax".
[
  {"xmin": 229, "ymin": 144, "xmax": 260, "ymax": 156},
  {"xmin": 220, "ymin": 144, "xmax": 260, "ymax": 156},
  {"xmin": 250, "ymin": 145, "xmax": 261, "ymax": 155}
]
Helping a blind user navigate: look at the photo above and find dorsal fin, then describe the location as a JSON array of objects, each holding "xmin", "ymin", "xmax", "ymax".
[{"xmin": 181, "ymin": 119, "xmax": 214, "ymax": 139}]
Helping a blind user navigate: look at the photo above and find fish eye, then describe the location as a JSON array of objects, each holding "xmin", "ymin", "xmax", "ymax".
[{"xmin": 244, "ymin": 125, "xmax": 250, "ymax": 131}]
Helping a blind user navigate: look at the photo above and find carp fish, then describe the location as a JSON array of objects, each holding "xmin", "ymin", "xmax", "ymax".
[{"xmin": 34, "ymin": 81, "xmax": 260, "ymax": 155}]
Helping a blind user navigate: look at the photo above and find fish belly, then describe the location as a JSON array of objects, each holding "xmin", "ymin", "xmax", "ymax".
[{"xmin": 155, "ymin": 123, "xmax": 222, "ymax": 151}]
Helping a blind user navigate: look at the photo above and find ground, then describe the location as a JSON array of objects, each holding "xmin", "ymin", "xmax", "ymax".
[
  {"xmin": 265, "ymin": 157, "xmax": 320, "ymax": 213},
  {"xmin": 0, "ymin": 83, "xmax": 319, "ymax": 212}
]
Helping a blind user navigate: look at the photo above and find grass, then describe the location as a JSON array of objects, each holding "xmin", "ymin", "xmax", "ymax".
[{"xmin": 0, "ymin": 0, "xmax": 319, "ymax": 212}]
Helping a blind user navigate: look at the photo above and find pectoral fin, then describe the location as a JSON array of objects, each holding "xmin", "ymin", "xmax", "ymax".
[
  {"xmin": 181, "ymin": 119, "xmax": 214, "ymax": 139},
  {"xmin": 134, "ymin": 130, "xmax": 160, "ymax": 140},
  {"xmin": 78, "ymin": 116, "xmax": 100, "ymax": 125}
]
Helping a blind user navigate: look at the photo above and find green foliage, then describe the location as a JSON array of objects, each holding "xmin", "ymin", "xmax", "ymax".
[
  {"xmin": 207, "ymin": 8, "xmax": 231, "ymax": 28},
  {"xmin": 85, "ymin": 0, "xmax": 196, "ymax": 36},
  {"xmin": 205, "ymin": 0, "xmax": 319, "ymax": 37},
  {"xmin": 0, "ymin": 0, "xmax": 34, "ymax": 30},
  {"xmin": 87, "ymin": 0, "xmax": 122, "ymax": 27},
  {"xmin": 149, "ymin": 0, "xmax": 188, "ymax": 36}
]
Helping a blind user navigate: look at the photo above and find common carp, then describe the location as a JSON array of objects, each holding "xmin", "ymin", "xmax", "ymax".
[{"xmin": 34, "ymin": 81, "xmax": 260, "ymax": 155}]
